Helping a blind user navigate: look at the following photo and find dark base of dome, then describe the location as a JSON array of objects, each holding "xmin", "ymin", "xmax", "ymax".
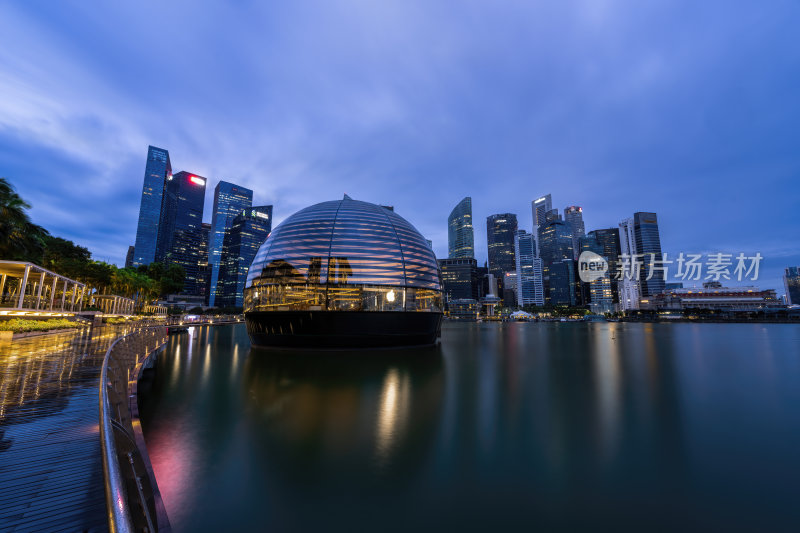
[{"xmin": 244, "ymin": 311, "xmax": 443, "ymax": 349}]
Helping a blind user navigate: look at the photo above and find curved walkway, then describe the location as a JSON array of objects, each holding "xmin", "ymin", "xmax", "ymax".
[{"xmin": 0, "ymin": 326, "xmax": 127, "ymax": 532}]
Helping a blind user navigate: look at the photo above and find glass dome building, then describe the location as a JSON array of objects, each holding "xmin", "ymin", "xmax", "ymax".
[{"xmin": 243, "ymin": 196, "xmax": 443, "ymax": 348}]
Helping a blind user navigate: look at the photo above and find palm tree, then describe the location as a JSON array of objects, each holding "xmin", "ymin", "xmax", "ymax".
[{"xmin": 0, "ymin": 178, "xmax": 48, "ymax": 261}]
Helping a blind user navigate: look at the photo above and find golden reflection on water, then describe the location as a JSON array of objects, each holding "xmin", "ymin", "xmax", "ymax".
[{"xmin": 374, "ymin": 368, "xmax": 411, "ymax": 470}]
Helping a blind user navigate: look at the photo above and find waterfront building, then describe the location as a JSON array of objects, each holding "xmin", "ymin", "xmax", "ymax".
[
  {"xmin": 634, "ymin": 212, "xmax": 666, "ymax": 298},
  {"xmin": 448, "ymin": 298, "xmax": 479, "ymax": 320},
  {"xmin": 548, "ymin": 259, "xmax": 577, "ymax": 306},
  {"xmin": 564, "ymin": 206, "xmax": 585, "ymax": 259},
  {"xmin": 124, "ymin": 246, "xmax": 134, "ymax": 269},
  {"xmin": 514, "ymin": 230, "xmax": 544, "ymax": 307},
  {"xmin": 578, "ymin": 234, "xmax": 613, "ymax": 314},
  {"xmin": 438, "ymin": 257, "xmax": 479, "ymax": 303},
  {"xmin": 618, "ymin": 217, "xmax": 640, "ymax": 310},
  {"xmin": 588, "ymin": 228, "xmax": 622, "ymax": 303},
  {"xmin": 217, "ymin": 206, "xmax": 273, "ymax": 308},
  {"xmin": 503, "ymin": 271, "xmax": 518, "ymax": 307},
  {"xmin": 132, "ymin": 145, "xmax": 171, "ymax": 267},
  {"xmin": 156, "ymin": 171, "xmax": 207, "ymax": 295},
  {"xmin": 208, "ymin": 181, "xmax": 253, "ymax": 306},
  {"xmin": 784, "ymin": 267, "xmax": 800, "ymax": 305},
  {"xmin": 243, "ymin": 196, "xmax": 442, "ymax": 348},
  {"xmin": 486, "ymin": 213, "xmax": 518, "ymax": 283},
  {"xmin": 448, "ymin": 197, "xmax": 475, "ymax": 259},
  {"xmin": 538, "ymin": 218, "xmax": 574, "ymax": 305},
  {"xmin": 644, "ymin": 286, "xmax": 783, "ymax": 312}
]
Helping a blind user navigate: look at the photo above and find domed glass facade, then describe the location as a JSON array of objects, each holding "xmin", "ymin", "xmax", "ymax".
[{"xmin": 243, "ymin": 197, "xmax": 442, "ymax": 348}]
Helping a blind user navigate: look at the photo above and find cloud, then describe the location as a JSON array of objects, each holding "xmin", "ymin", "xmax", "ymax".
[{"xmin": 0, "ymin": 0, "xmax": 798, "ymax": 292}]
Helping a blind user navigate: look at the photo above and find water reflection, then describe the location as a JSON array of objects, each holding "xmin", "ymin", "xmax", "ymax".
[
  {"xmin": 140, "ymin": 322, "xmax": 800, "ymax": 532},
  {"xmin": 242, "ymin": 346, "xmax": 444, "ymax": 484}
]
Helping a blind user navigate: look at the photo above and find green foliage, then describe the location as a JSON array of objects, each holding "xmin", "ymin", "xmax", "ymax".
[
  {"xmin": 0, "ymin": 177, "xmax": 49, "ymax": 261},
  {"xmin": 160, "ymin": 264, "xmax": 186, "ymax": 295},
  {"xmin": 0, "ymin": 318, "xmax": 78, "ymax": 333}
]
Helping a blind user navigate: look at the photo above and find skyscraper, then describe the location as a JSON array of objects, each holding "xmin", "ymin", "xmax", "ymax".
[
  {"xmin": 531, "ymin": 194, "xmax": 552, "ymax": 256},
  {"xmin": 564, "ymin": 206, "xmax": 585, "ymax": 258},
  {"xmin": 124, "ymin": 246, "xmax": 135, "ymax": 269},
  {"xmin": 579, "ymin": 234, "xmax": 613, "ymax": 314},
  {"xmin": 438, "ymin": 257, "xmax": 479, "ymax": 302},
  {"xmin": 634, "ymin": 212, "xmax": 665, "ymax": 298},
  {"xmin": 132, "ymin": 146, "xmax": 171, "ymax": 267},
  {"xmin": 532, "ymin": 194, "xmax": 552, "ymax": 228},
  {"xmin": 784, "ymin": 267, "xmax": 800, "ymax": 305},
  {"xmin": 486, "ymin": 213, "xmax": 518, "ymax": 282},
  {"xmin": 209, "ymin": 181, "xmax": 253, "ymax": 306},
  {"xmin": 515, "ymin": 230, "xmax": 544, "ymax": 307},
  {"xmin": 217, "ymin": 206, "xmax": 273, "ymax": 308},
  {"xmin": 538, "ymin": 219, "xmax": 574, "ymax": 305},
  {"xmin": 618, "ymin": 217, "xmax": 640, "ymax": 310},
  {"xmin": 588, "ymin": 228, "xmax": 622, "ymax": 304},
  {"xmin": 197, "ymin": 222, "xmax": 212, "ymax": 304},
  {"xmin": 157, "ymin": 171, "xmax": 207, "ymax": 295},
  {"xmin": 448, "ymin": 197, "xmax": 475, "ymax": 258},
  {"xmin": 548, "ymin": 260, "xmax": 577, "ymax": 306}
]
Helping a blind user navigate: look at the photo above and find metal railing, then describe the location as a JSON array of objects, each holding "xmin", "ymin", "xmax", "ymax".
[{"xmin": 99, "ymin": 326, "xmax": 167, "ymax": 533}]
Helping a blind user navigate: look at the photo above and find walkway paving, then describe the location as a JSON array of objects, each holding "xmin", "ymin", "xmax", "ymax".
[{"xmin": 0, "ymin": 326, "xmax": 126, "ymax": 533}]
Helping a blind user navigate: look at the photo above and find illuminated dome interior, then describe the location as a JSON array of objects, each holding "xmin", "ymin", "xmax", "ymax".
[{"xmin": 244, "ymin": 196, "xmax": 442, "ymax": 313}]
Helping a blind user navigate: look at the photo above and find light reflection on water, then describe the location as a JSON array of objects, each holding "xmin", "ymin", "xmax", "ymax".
[{"xmin": 138, "ymin": 322, "xmax": 800, "ymax": 532}]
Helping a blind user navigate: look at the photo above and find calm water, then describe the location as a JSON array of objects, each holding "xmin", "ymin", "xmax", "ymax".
[{"xmin": 138, "ymin": 322, "xmax": 800, "ymax": 532}]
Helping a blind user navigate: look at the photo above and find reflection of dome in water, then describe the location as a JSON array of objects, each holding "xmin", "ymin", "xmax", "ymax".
[{"xmin": 243, "ymin": 196, "xmax": 443, "ymax": 348}]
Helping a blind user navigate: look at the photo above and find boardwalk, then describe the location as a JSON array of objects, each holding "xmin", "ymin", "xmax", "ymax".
[{"xmin": 0, "ymin": 326, "xmax": 126, "ymax": 533}]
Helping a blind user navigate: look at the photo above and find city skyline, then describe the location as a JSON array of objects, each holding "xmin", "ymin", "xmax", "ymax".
[{"xmin": 1, "ymin": 2, "xmax": 798, "ymax": 293}]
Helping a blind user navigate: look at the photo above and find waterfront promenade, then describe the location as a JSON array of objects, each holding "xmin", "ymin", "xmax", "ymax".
[
  {"xmin": 0, "ymin": 317, "xmax": 241, "ymax": 532},
  {"xmin": 0, "ymin": 326, "xmax": 121, "ymax": 532}
]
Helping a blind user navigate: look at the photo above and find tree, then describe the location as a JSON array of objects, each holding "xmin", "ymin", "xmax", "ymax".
[
  {"xmin": 0, "ymin": 177, "xmax": 49, "ymax": 261},
  {"xmin": 41, "ymin": 236, "xmax": 92, "ymax": 278},
  {"xmin": 160, "ymin": 264, "xmax": 185, "ymax": 296}
]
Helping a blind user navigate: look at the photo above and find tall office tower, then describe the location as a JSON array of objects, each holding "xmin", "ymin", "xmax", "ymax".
[
  {"xmin": 217, "ymin": 206, "xmax": 273, "ymax": 308},
  {"xmin": 156, "ymin": 171, "xmax": 207, "ymax": 295},
  {"xmin": 448, "ymin": 197, "xmax": 475, "ymax": 258},
  {"xmin": 209, "ymin": 181, "xmax": 253, "ymax": 306},
  {"xmin": 124, "ymin": 246, "xmax": 135, "ymax": 269},
  {"xmin": 578, "ymin": 234, "xmax": 614, "ymax": 314},
  {"xmin": 486, "ymin": 214, "xmax": 518, "ymax": 284},
  {"xmin": 548, "ymin": 260, "xmax": 577, "ymax": 306},
  {"xmin": 438, "ymin": 257, "xmax": 479, "ymax": 303},
  {"xmin": 531, "ymin": 194, "xmax": 552, "ymax": 257},
  {"xmin": 531, "ymin": 194, "xmax": 552, "ymax": 228},
  {"xmin": 132, "ymin": 146, "xmax": 171, "ymax": 266},
  {"xmin": 784, "ymin": 267, "xmax": 800, "ymax": 305},
  {"xmin": 618, "ymin": 217, "xmax": 640, "ymax": 310},
  {"xmin": 503, "ymin": 272, "xmax": 518, "ymax": 307},
  {"xmin": 515, "ymin": 230, "xmax": 544, "ymax": 307},
  {"xmin": 588, "ymin": 228, "xmax": 622, "ymax": 304},
  {"xmin": 197, "ymin": 223, "xmax": 212, "ymax": 304},
  {"xmin": 544, "ymin": 209, "xmax": 561, "ymax": 223},
  {"xmin": 633, "ymin": 212, "xmax": 665, "ymax": 298},
  {"xmin": 564, "ymin": 206, "xmax": 585, "ymax": 258},
  {"xmin": 538, "ymin": 218, "xmax": 574, "ymax": 305}
]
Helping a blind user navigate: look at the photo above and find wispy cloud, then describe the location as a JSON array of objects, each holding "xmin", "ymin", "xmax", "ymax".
[{"xmin": 0, "ymin": 0, "xmax": 798, "ymax": 291}]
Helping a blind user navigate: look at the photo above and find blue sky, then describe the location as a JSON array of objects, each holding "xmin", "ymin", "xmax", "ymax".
[{"xmin": 1, "ymin": 0, "xmax": 798, "ymax": 293}]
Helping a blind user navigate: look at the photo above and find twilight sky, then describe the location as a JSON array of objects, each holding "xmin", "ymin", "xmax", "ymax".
[{"xmin": 1, "ymin": 0, "xmax": 798, "ymax": 292}]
